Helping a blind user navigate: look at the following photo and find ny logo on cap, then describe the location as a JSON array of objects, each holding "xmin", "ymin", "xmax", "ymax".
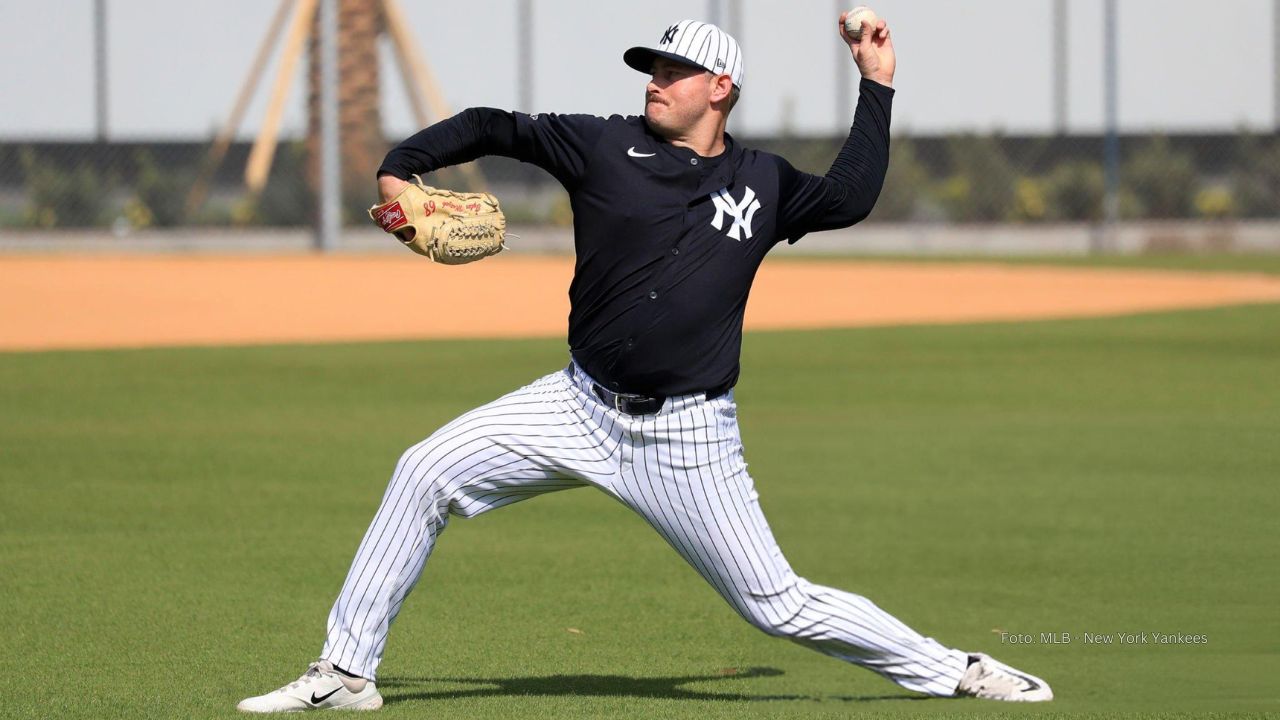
[
  {"xmin": 710, "ymin": 186, "xmax": 761, "ymax": 241},
  {"xmin": 661, "ymin": 24, "xmax": 678, "ymax": 45}
]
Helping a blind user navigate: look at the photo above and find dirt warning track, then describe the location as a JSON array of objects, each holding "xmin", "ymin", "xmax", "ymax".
[{"xmin": 3, "ymin": 255, "xmax": 1280, "ymax": 352}]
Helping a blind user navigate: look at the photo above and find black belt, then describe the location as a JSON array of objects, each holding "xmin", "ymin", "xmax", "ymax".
[{"xmin": 589, "ymin": 379, "xmax": 733, "ymax": 416}]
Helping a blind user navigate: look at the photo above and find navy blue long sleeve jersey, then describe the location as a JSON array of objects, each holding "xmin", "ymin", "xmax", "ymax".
[{"xmin": 379, "ymin": 78, "xmax": 894, "ymax": 397}]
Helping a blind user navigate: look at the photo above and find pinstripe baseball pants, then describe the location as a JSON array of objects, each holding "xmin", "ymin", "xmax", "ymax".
[{"xmin": 321, "ymin": 362, "xmax": 969, "ymax": 696}]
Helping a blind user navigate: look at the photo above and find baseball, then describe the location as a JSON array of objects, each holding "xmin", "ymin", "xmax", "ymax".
[{"xmin": 843, "ymin": 6, "xmax": 878, "ymax": 41}]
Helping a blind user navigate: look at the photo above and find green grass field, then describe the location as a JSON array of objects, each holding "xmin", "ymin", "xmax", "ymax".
[
  {"xmin": 781, "ymin": 252, "xmax": 1280, "ymax": 276},
  {"xmin": 3, "ymin": 303, "xmax": 1278, "ymax": 719}
]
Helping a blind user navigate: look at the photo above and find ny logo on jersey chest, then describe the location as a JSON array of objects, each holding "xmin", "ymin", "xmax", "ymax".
[{"xmin": 709, "ymin": 186, "xmax": 761, "ymax": 241}]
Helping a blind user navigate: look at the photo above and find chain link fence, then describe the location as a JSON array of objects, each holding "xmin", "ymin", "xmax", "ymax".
[
  {"xmin": 0, "ymin": 141, "xmax": 312, "ymax": 231},
  {"xmin": 3, "ymin": 130, "xmax": 1276, "ymax": 234},
  {"xmin": 760, "ymin": 131, "xmax": 1280, "ymax": 225}
]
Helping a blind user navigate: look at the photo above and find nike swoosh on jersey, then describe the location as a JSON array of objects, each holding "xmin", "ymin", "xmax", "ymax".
[{"xmin": 627, "ymin": 147, "xmax": 656, "ymax": 158}]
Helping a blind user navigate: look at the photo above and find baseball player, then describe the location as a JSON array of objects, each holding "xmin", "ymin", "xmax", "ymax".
[{"xmin": 238, "ymin": 14, "xmax": 1052, "ymax": 712}]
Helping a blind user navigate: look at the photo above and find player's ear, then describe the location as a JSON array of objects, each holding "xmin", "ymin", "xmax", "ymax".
[{"xmin": 710, "ymin": 74, "xmax": 733, "ymax": 104}]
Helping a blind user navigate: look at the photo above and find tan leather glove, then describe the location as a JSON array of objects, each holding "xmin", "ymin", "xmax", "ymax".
[{"xmin": 368, "ymin": 175, "xmax": 507, "ymax": 264}]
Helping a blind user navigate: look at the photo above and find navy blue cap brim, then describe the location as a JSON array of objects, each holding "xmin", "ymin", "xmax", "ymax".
[{"xmin": 623, "ymin": 47, "xmax": 709, "ymax": 76}]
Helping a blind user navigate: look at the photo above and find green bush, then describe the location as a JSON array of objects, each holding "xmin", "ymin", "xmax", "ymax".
[
  {"xmin": 21, "ymin": 149, "xmax": 107, "ymax": 228},
  {"xmin": 1043, "ymin": 161, "xmax": 1104, "ymax": 222},
  {"xmin": 935, "ymin": 133, "xmax": 1017, "ymax": 222},
  {"xmin": 1124, "ymin": 135, "xmax": 1197, "ymax": 219},
  {"xmin": 1194, "ymin": 185, "xmax": 1236, "ymax": 220},
  {"xmin": 1009, "ymin": 177, "xmax": 1048, "ymax": 222},
  {"xmin": 0, "ymin": 206, "xmax": 27, "ymax": 228},
  {"xmin": 1231, "ymin": 131, "xmax": 1280, "ymax": 219},
  {"xmin": 872, "ymin": 135, "xmax": 929, "ymax": 221},
  {"xmin": 133, "ymin": 149, "xmax": 189, "ymax": 227}
]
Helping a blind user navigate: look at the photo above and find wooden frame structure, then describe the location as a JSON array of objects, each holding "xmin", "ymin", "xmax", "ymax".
[{"xmin": 186, "ymin": 0, "xmax": 483, "ymax": 216}]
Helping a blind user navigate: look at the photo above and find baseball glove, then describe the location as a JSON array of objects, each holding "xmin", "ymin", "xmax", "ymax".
[{"xmin": 367, "ymin": 175, "xmax": 507, "ymax": 264}]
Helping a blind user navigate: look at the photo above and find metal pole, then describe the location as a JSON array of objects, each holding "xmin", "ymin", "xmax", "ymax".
[
  {"xmin": 1053, "ymin": 0, "xmax": 1068, "ymax": 133},
  {"xmin": 517, "ymin": 0, "xmax": 535, "ymax": 190},
  {"xmin": 518, "ymin": 0, "xmax": 533, "ymax": 111},
  {"xmin": 1101, "ymin": 0, "xmax": 1120, "ymax": 253},
  {"xmin": 1274, "ymin": 0, "xmax": 1279, "ymax": 130},
  {"xmin": 836, "ymin": 0, "xmax": 851, "ymax": 131},
  {"xmin": 94, "ymin": 0, "xmax": 108, "ymax": 140},
  {"xmin": 317, "ymin": 0, "xmax": 340, "ymax": 252}
]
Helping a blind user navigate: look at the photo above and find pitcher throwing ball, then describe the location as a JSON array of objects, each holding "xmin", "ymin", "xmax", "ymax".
[{"xmin": 238, "ymin": 13, "xmax": 1052, "ymax": 712}]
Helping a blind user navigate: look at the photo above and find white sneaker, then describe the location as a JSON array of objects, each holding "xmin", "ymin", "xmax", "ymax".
[
  {"xmin": 955, "ymin": 652, "xmax": 1053, "ymax": 702},
  {"xmin": 237, "ymin": 660, "xmax": 383, "ymax": 713}
]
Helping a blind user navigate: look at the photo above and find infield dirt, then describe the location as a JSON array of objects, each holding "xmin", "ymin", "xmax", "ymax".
[{"xmin": 3, "ymin": 254, "xmax": 1280, "ymax": 351}]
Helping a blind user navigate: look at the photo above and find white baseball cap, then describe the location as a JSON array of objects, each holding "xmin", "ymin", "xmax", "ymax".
[{"xmin": 624, "ymin": 20, "xmax": 745, "ymax": 89}]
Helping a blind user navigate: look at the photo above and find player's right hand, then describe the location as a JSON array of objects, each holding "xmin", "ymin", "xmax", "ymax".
[{"xmin": 840, "ymin": 13, "xmax": 895, "ymax": 88}]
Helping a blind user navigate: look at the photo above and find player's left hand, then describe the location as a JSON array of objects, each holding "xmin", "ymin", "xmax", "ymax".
[
  {"xmin": 838, "ymin": 12, "xmax": 895, "ymax": 88},
  {"xmin": 368, "ymin": 177, "xmax": 508, "ymax": 264},
  {"xmin": 377, "ymin": 173, "xmax": 410, "ymax": 202}
]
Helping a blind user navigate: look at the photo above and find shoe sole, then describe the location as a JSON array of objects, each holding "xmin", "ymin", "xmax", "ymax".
[{"xmin": 236, "ymin": 692, "xmax": 383, "ymax": 713}]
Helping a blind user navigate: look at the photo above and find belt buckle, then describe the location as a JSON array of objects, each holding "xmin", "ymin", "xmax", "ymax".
[{"xmin": 592, "ymin": 383, "xmax": 627, "ymax": 413}]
